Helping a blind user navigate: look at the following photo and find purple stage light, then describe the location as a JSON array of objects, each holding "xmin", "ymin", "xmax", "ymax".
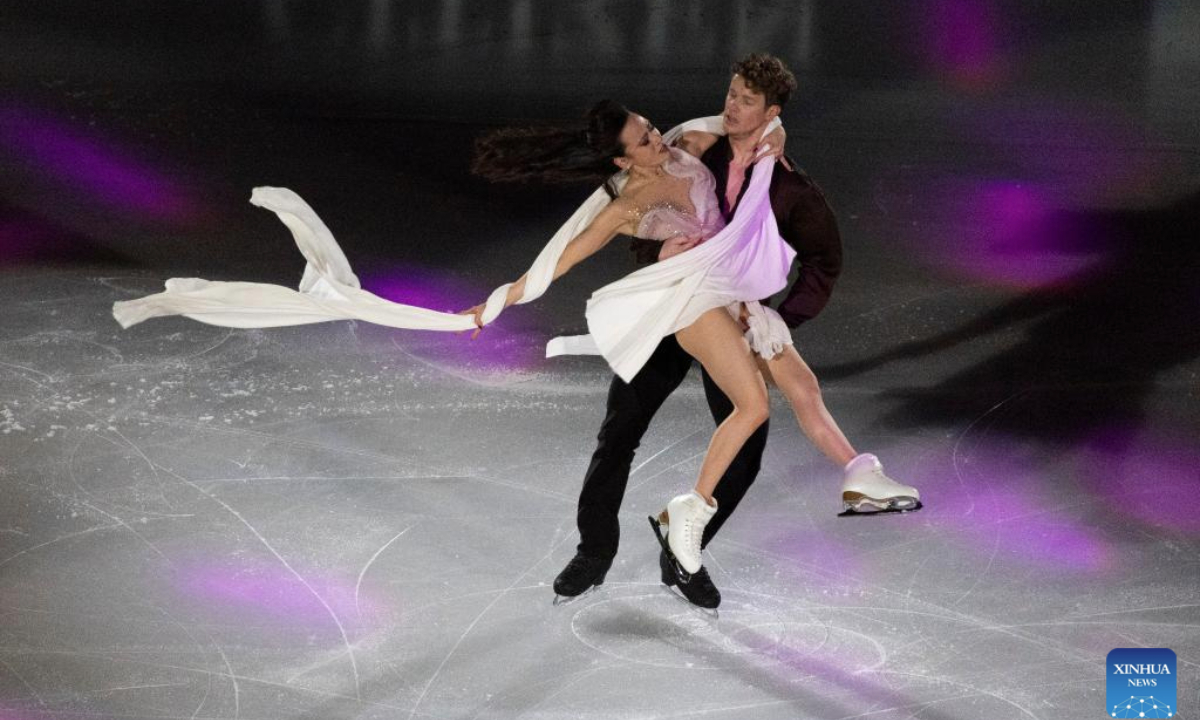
[
  {"xmin": 178, "ymin": 558, "xmax": 381, "ymax": 629},
  {"xmin": 1082, "ymin": 427, "xmax": 1200, "ymax": 536},
  {"xmin": 361, "ymin": 262, "xmax": 551, "ymax": 373},
  {"xmin": 359, "ymin": 261, "xmax": 480, "ymax": 312},
  {"xmin": 968, "ymin": 486, "xmax": 1112, "ymax": 572},
  {"xmin": 882, "ymin": 97, "xmax": 1169, "ymax": 289},
  {"xmin": 915, "ymin": 0, "xmax": 1009, "ymax": 90},
  {"xmin": 937, "ymin": 440, "xmax": 1114, "ymax": 572},
  {"xmin": 0, "ymin": 105, "xmax": 204, "ymax": 224},
  {"xmin": 971, "ymin": 102, "xmax": 1163, "ymax": 202},
  {"xmin": 900, "ymin": 176, "xmax": 1101, "ymax": 288},
  {"xmin": 770, "ymin": 528, "xmax": 867, "ymax": 597},
  {"xmin": 0, "ymin": 217, "xmax": 46, "ymax": 261}
]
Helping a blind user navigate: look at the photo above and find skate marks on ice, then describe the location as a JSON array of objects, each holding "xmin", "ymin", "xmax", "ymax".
[
  {"xmin": 4, "ymin": 276, "xmax": 1198, "ymax": 720},
  {"xmin": 560, "ymin": 587, "xmax": 1052, "ymax": 720},
  {"xmin": 569, "ymin": 592, "xmax": 888, "ymax": 672}
]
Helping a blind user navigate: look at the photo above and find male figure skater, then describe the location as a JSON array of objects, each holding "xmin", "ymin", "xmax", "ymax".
[{"xmin": 554, "ymin": 54, "xmax": 921, "ymax": 609}]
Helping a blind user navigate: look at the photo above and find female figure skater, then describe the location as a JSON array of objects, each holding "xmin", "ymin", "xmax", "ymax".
[
  {"xmin": 463, "ymin": 100, "xmax": 917, "ymax": 577},
  {"xmin": 112, "ymin": 101, "xmax": 918, "ymax": 582}
]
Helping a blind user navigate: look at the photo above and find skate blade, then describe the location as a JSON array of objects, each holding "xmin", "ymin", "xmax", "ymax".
[
  {"xmin": 552, "ymin": 584, "xmax": 602, "ymax": 606},
  {"xmin": 839, "ymin": 492, "xmax": 923, "ymax": 517},
  {"xmin": 660, "ymin": 585, "xmax": 720, "ymax": 620},
  {"xmin": 647, "ymin": 515, "xmax": 693, "ymax": 585}
]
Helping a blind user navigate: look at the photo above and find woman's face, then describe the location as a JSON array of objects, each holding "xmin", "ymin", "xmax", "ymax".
[{"xmin": 615, "ymin": 113, "xmax": 668, "ymax": 170}]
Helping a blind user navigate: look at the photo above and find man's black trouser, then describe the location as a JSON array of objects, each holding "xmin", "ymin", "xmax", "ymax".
[{"xmin": 574, "ymin": 334, "xmax": 768, "ymax": 559}]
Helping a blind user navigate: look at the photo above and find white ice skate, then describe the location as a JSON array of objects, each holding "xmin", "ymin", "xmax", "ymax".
[
  {"xmin": 652, "ymin": 492, "xmax": 717, "ymax": 575},
  {"xmin": 840, "ymin": 453, "xmax": 922, "ymax": 516}
]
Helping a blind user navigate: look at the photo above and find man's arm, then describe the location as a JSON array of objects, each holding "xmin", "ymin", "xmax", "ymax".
[
  {"xmin": 628, "ymin": 236, "xmax": 661, "ymax": 265},
  {"xmin": 775, "ymin": 179, "xmax": 843, "ymax": 328}
]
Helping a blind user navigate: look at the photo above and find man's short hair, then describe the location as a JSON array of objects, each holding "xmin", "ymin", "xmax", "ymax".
[{"xmin": 731, "ymin": 53, "xmax": 797, "ymax": 109}]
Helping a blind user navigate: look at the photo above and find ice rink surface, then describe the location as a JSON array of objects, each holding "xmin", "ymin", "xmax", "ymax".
[{"xmin": 1, "ymin": 1, "xmax": 1198, "ymax": 718}]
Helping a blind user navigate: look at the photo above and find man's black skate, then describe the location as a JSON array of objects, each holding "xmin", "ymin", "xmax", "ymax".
[
  {"xmin": 553, "ymin": 552, "xmax": 613, "ymax": 600},
  {"xmin": 658, "ymin": 550, "xmax": 720, "ymax": 609},
  {"xmin": 648, "ymin": 513, "xmax": 692, "ymax": 585}
]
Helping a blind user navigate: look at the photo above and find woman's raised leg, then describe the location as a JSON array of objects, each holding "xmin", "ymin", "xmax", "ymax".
[
  {"xmin": 757, "ymin": 345, "xmax": 921, "ymax": 514},
  {"xmin": 756, "ymin": 346, "xmax": 856, "ymax": 467}
]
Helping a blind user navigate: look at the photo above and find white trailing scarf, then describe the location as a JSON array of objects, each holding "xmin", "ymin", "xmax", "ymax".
[{"xmin": 112, "ymin": 116, "xmax": 787, "ymax": 382}]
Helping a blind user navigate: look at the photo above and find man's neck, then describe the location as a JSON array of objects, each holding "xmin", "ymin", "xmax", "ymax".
[{"xmin": 728, "ymin": 121, "xmax": 769, "ymax": 159}]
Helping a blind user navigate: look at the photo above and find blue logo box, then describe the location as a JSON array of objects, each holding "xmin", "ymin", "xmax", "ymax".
[{"xmin": 1107, "ymin": 648, "xmax": 1177, "ymax": 718}]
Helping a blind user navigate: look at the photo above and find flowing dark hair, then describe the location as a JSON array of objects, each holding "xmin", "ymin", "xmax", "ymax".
[{"xmin": 471, "ymin": 100, "xmax": 631, "ymax": 198}]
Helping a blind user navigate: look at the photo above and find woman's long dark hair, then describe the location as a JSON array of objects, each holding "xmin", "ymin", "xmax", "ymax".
[{"xmin": 471, "ymin": 100, "xmax": 630, "ymax": 198}]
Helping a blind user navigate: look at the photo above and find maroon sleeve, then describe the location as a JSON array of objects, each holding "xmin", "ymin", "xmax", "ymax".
[
  {"xmin": 774, "ymin": 176, "xmax": 843, "ymax": 328},
  {"xmin": 628, "ymin": 236, "xmax": 662, "ymax": 266}
]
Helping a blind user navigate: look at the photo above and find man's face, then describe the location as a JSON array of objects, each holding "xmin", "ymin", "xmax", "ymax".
[{"xmin": 722, "ymin": 74, "xmax": 780, "ymax": 137}]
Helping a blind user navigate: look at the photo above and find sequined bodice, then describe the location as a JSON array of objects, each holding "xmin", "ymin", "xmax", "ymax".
[{"xmin": 628, "ymin": 147, "xmax": 725, "ymax": 242}]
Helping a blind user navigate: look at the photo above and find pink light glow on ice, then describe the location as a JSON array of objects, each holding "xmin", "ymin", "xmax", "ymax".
[
  {"xmin": 1081, "ymin": 426, "xmax": 1200, "ymax": 536},
  {"xmin": 177, "ymin": 558, "xmax": 382, "ymax": 631},
  {"xmin": 933, "ymin": 440, "xmax": 1114, "ymax": 573},
  {"xmin": 361, "ymin": 261, "xmax": 550, "ymax": 373}
]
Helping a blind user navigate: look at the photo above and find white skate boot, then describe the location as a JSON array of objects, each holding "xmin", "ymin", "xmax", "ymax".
[
  {"xmin": 652, "ymin": 492, "xmax": 717, "ymax": 575},
  {"xmin": 840, "ymin": 453, "xmax": 922, "ymax": 516}
]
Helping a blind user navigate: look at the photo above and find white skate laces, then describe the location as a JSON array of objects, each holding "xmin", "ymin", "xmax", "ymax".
[
  {"xmin": 840, "ymin": 453, "xmax": 922, "ymax": 515},
  {"xmin": 665, "ymin": 492, "xmax": 718, "ymax": 574}
]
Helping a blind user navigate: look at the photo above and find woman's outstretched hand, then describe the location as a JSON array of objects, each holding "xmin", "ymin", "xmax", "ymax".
[
  {"xmin": 458, "ymin": 303, "xmax": 485, "ymax": 340},
  {"xmin": 658, "ymin": 234, "xmax": 703, "ymax": 261}
]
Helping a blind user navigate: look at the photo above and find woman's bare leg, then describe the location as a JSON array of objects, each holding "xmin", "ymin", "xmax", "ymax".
[
  {"xmin": 675, "ymin": 308, "xmax": 770, "ymax": 504},
  {"xmin": 756, "ymin": 345, "xmax": 857, "ymax": 467},
  {"xmin": 756, "ymin": 341, "xmax": 922, "ymax": 514}
]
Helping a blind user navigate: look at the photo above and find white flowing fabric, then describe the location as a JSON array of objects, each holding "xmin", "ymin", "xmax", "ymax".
[
  {"xmin": 547, "ymin": 149, "xmax": 796, "ymax": 381},
  {"xmin": 111, "ymin": 116, "xmax": 789, "ymax": 382}
]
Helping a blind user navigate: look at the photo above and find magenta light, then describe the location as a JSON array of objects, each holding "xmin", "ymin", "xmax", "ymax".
[
  {"xmin": 885, "ymin": 97, "xmax": 1169, "ymax": 289},
  {"xmin": 939, "ymin": 440, "xmax": 1114, "ymax": 573},
  {"xmin": 178, "ymin": 559, "xmax": 380, "ymax": 630},
  {"xmin": 769, "ymin": 528, "xmax": 868, "ymax": 598},
  {"xmin": 0, "ymin": 218, "xmax": 49, "ymax": 261},
  {"xmin": 361, "ymin": 262, "xmax": 551, "ymax": 373},
  {"xmin": 1082, "ymin": 427, "xmax": 1200, "ymax": 536},
  {"xmin": 0, "ymin": 105, "xmax": 203, "ymax": 223},
  {"xmin": 897, "ymin": 177, "xmax": 1101, "ymax": 288},
  {"xmin": 916, "ymin": 0, "xmax": 1009, "ymax": 90}
]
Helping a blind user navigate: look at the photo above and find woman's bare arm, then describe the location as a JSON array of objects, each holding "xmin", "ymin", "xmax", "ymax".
[{"xmin": 459, "ymin": 203, "xmax": 631, "ymax": 336}]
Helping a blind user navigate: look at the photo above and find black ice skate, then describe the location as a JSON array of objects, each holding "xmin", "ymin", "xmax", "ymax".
[
  {"xmin": 552, "ymin": 552, "xmax": 613, "ymax": 605},
  {"xmin": 659, "ymin": 550, "xmax": 721, "ymax": 610}
]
